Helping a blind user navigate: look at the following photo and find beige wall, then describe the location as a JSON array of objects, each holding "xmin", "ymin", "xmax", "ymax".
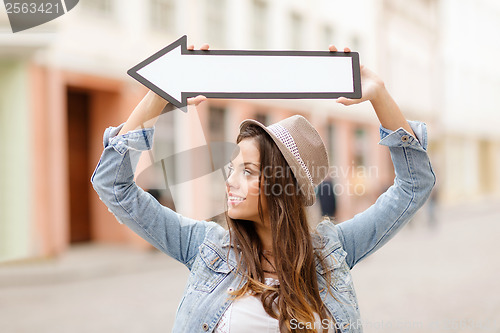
[{"xmin": 0, "ymin": 60, "xmax": 31, "ymax": 262}]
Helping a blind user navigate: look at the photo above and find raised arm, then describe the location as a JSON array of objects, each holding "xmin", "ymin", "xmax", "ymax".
[
  {"xmin": 91, "ymin": 44, "xmax": 211, "ymax": 270},
  {"xmin": 327, "ymin": 45, "xmax": 436, "ymax": 269}
]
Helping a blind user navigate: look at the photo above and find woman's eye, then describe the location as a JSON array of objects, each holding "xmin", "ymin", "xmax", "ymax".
[{"xmin": 225, "ymin": 165, "xmax": 254, "ymax": 177}]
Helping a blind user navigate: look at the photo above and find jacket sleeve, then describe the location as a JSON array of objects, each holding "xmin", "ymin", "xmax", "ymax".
[
  {"xmin": 90, "ymin": 123, "xmax": 219, "ymax": 270},
  {"xmin": 336, "ymin": 120, "xmax": 436, "ymax": 269}
]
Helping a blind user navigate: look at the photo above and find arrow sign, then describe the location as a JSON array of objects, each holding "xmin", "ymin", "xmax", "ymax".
[{"xmin": 128, "ymin": 35, "xmax": 361, "ymax": 109}]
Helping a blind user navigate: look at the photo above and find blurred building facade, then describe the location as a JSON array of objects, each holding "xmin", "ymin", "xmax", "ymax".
[
  {"xmin": 0, "ymin": 0, "xmax": 499, "ymax": 262},
  {"xmin": 436, "ymin": 0, "xmax": 500, "ymax": 203}
]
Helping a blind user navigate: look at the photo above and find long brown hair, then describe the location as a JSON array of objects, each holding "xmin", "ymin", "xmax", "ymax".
[{"xmin": 224, "ymin": 123, "xmax": 337, "ymax": 332}]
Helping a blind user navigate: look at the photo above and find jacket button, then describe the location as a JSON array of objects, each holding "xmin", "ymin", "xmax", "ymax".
[
  {"xmin": 401, "ymin": 135, "xmax": 410, "ymax": 142},
  {"xmin": 202, "ymin": 323, "xmax": 209, "ymax": 331},
  {"xmin": 227, "ymin": 287, "xmax": 234, "ymax": 292}
]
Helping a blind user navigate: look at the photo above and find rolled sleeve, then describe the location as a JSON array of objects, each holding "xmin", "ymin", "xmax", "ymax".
[
  {"xmin": 378, "ymin": 120, "xmax": 428, "ymax": 152},
  {"xmin": 102, "ymin": 122, "xmax": 156, "ymax": 155}
]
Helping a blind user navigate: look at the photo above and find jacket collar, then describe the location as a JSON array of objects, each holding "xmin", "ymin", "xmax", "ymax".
[{"xmin": 221, "ymin": 231, "xmax": 236, "ymax": 249}]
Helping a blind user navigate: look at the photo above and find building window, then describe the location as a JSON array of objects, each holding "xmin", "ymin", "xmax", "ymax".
[
  {"xmin": 209, "ymin": 105, "xmax": 228, "ymax": 172},
  {"xmin": 327, "ymin": 122, "xmax": 336, "ymax": 165},
  {"xmin": 209, "ymin": 106, "xmax": 227, "ymax": 140},
  {"xmin": 251, "ymin": 0, "xmax": 268, "ymax": 49},
  {"xmin": 153, "ymin": 107, "xmax": 177, "ymax": 183},
  {"xmin": 206, "ymin": 0, "xmax": 226, "ymax": 47},
  {"xmin": 353, "ymin": 127, "xmax": 367, "ymax": 167},
  {"xmin": 81, "ymin": 0, "xmax": 112, "ymax": 15},
  {"xmin": 290, "ymin": 12, "xmax": 303, "ymax": 50},
  {"xmin": 150, "ymin": 0, "xmax": 176, "ymax": 33},
  {"xmin": 208, "ymin": 106, "xmax": 229, "ymax": 211},
  {"xmin": 254, "ymin": 112, "xmax": 269, "ymax": 126}
]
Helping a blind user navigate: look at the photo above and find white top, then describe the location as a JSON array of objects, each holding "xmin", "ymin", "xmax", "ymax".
[{"xmin": 214, "ymin": 278, "xmax": 335, "ymax": 333}]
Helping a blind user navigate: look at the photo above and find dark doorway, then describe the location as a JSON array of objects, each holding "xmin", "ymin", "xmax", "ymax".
[{"xmin": 66, "ymin": 89, "xmax": 91, "ymax": 243}]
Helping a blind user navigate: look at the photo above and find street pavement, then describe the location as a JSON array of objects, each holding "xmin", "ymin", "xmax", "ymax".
[
  {"xmin": 0, "ymin": 198, "xmax": 499, "ymax": 333},
  {"xmin": 350, "ymin": 198, "xmax": 500, "ymax": 333}
]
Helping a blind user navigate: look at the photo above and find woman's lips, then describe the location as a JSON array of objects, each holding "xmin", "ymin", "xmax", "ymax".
[{"xmin": 228, "ymin": 195, "xmax": 246, "ymax": 205}]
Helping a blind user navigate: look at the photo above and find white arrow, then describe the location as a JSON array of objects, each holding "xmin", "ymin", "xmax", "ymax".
[{"xmin": 128, "ymin": 35, "xmax": 361, "ymax": 109}]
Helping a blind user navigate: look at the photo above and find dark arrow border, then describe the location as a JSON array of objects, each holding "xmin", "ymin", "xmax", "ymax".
[{"xmin": 128, "ymin": 35, "xmax": 362, "ymax": 109}]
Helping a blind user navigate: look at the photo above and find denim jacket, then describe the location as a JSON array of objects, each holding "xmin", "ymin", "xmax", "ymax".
[{"xmin": 91, "ymin": 119, "xmax": 436, "ymax": 333}]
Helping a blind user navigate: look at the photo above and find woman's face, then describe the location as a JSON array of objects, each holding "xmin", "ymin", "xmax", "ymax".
[{"xmin": 225, "ymin": 138, "xmax": 268, "ymax": 224}]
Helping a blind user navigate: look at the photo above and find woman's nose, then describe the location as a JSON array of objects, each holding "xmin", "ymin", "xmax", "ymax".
[{"xmin": 225, "ymin": 169, "xmax": 238, "ymax": 189}]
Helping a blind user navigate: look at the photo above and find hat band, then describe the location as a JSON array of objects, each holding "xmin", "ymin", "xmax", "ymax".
[{"xmin": 267, "ymin": 123, "xmax": 314, "ymax": 186}]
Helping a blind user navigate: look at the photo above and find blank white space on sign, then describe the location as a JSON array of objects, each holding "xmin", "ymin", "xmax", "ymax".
[
  {"xmin": 129, "ymin": 36, "xmax": 361, "ymax": 108},
  {"xmin": 138, "ymin": 45, "xmax": 354, "ymax": 102}
]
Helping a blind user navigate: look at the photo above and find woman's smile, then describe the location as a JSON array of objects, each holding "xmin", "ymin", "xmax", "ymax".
[{"xmin": 228, "ymin": 193, "xmax": 246, "ymax": 205}]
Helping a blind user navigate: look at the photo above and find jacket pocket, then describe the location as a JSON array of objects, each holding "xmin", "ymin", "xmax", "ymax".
[
  {"xmin": 192, "ymin": 243, "xmax": 232, "ymax": 293},
  {"xmin": 316, "ymin": 244, "xmax": 350, "ymax": 292},
  {"xmin": 317, "ymin": 244, "xmax": 360, "ymax": 311}
]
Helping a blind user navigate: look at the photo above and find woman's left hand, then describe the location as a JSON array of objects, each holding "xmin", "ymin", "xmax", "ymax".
[
  {"xmin": 328, "ymin": 45, "xmax": 416, "ymax": 137},
  {"xmin": 328, "ymin": 45, "xmax": 385, "ymax": 106}
]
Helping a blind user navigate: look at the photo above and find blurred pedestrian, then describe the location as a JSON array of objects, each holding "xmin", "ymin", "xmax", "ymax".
[{"xmin": 316, "ymin": 177, "xmax": 337, "ymax": 221}]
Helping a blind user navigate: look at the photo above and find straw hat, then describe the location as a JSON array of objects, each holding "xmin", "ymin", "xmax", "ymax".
[{"xmin": 239, "ymin": 115, "xmax": 329, "ymax": 206}]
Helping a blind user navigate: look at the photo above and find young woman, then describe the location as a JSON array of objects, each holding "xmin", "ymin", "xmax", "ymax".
[{"xmin": 91, "ymin": 43, "xmax": 436, "ymax": 333}]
